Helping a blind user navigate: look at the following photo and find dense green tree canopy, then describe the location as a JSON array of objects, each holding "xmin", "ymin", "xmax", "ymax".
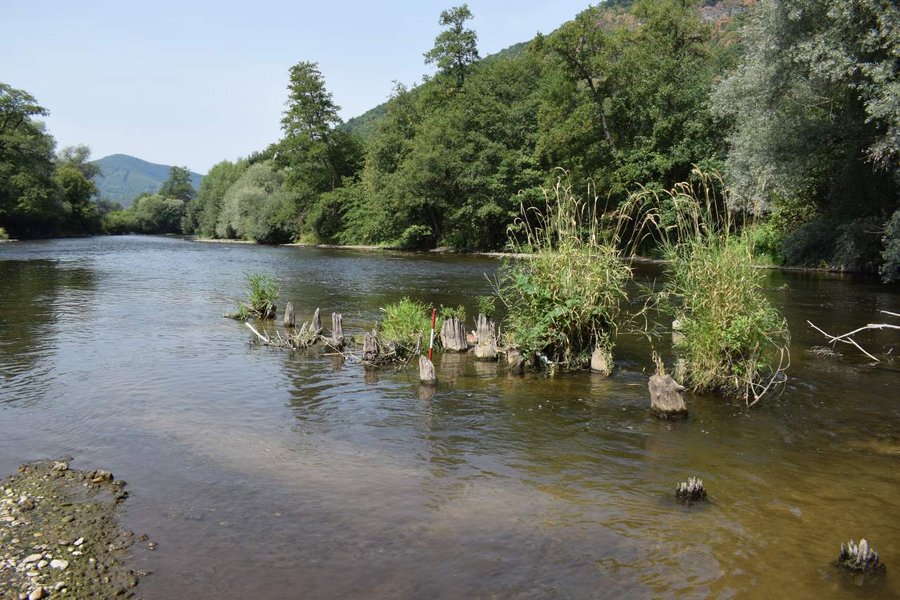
[
  {"xmin": 424, "ymin": 4, "xmax": 480, "ymax": 89},
  {"xmin": 158, "ymin": 165, "xmax": 196, "ymax": 201}
]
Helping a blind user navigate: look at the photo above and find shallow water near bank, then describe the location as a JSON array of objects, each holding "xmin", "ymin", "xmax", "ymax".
[{"xmin": 0, "ymin": 235, "xmax": 897, "ymax": 599}]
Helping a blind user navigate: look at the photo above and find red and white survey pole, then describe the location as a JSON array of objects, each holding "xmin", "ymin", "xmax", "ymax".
[{"xmin": 428, "ymin": 308, "xmax": 437, "ymax": 361}]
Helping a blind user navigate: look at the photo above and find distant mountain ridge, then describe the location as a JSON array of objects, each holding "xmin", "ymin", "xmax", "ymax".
[{"xmin": 92, "ymin": 154, "xmax": 204, "ymax": 207}]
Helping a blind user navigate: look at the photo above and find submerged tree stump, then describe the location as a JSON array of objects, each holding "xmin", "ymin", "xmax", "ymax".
[
  {"xmin": 329, "ymin": 313, "xmax": 344, "ymax": 348},
  {"xmin": 440, "ymin": 317, "xmax": 468, "ymax": 352},
  {"xmin": 474, "ymin": 314, "xmax": 498, "ymax": 360},
  {"xmin": 283, "ymin": 302, "xmax": 295, "ymax": 328},
  {"xmin": 311, "ymin": 308, "xmax": 322, "ymax": 334},
  {"xmin": 675, "ymin": 476, "xmax": 707, "ymax": 502},
  {"xmin": 419, "ymin": 355, "xmax": 437, "ymax": 385},
  {"xmin": 649, "ymin": 372, "xmax": 688, "ymax": 419},
  {"xmin": 838, "ymin": 539, "xmax": 886, "ymax": 574},
  {"xmin": 590, "ymin": 346, "xmax": 613, "ymax": 376},
  {"xmin": 506, "ymin": 346, "xmax": 526, "ymax": 373},
  {"xmin": 363, "ymin": 331, "xmax": 378, "ymax": 362}
]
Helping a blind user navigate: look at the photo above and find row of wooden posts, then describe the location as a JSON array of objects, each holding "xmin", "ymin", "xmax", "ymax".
[{"xmin": 279, "ymin": 302, "xmax": 689, "ymax": 420}]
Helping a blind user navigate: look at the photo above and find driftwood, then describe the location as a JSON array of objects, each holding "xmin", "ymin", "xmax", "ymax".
[
  {"xmin": 474, "ymin": 314, "xmax": 498, "ymax": 360},
  {"xmin": 283, "ymin": 302, "xmax": 295, "ymax": 328},
  {"xmin": 648, "ymin": 353, "xmax": 687, "ymax": 418},
  {"xmin": 440, "ymin": 317, "xmax": 468, "ymax": 352},
  {"xmin": 808, "ymin": 312, "xmax": 899, "ymax": 362},
  {"xmin": 329, "ymin": 313, "xmax": 344, "ymax": 348},
  {"xmin": 590, "ymin": 346, "xmax": 612, "ymax": 376},
  {"xmin": 675, "ymin": 477, "xmax": 707, "ymax": 502},
  {"xmin": 838, "ymin": 539, "xmax": 886, "ymax": 574},
  {"xmin": 419, "ymin": 355, "xmax": 437, "ymax": 384},
  {"xmin": 311, "ymin": 308, "xmax": 322, "ymax": 334}
]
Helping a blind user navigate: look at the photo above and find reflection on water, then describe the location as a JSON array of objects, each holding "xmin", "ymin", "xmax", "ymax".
[{"xmin": 0, "ymin": 236, "xmax": 897, "ymax": 599}]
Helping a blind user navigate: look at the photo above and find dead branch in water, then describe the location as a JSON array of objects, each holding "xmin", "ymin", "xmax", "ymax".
[{"xmin": 807, "ymin": 316, "xmax": 900, "ymax": 363}]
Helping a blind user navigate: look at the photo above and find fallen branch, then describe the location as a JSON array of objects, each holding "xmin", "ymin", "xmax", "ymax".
[{"xmin": 806, "ymin": 320, "xmax": 899, "ymax": 363}]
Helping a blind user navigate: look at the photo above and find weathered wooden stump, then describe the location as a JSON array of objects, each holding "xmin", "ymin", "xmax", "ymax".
[
  {"xmin": 675, "ymin": 476, "xmax": 707, "ymax": 502},
  {"xmin": 311, "ymin": 308, "xmax": 322, "ymax": 334},
  {"xmin": 362, "ymin": 331, "xmax": 378, "ymax": 362},
  {"xmin": 440, "ymin": 316, "xmax": 468, "ymax": 352},
  {"xmin": 329, "ymin": 313, "xmax": 344, "ymax": 348},
  {"xmin": 283, "ymin": 302, "xmax": 295, "ymax": 328},
  {"xmin": 838, "ymin": 539, "xmax": 886, "ymax": 574},
  {"xmin": 419, "ymin": 355, "xmax": 437, "ymax": 385},
  {"xmin": 590, "ymin": 346, "xmax": 613, "ymax": 376},
  {"xmin": 506, "ymin": 347, "xmax": 526, "ymax": 373},
  {"xmin": 474, "ymin": 314, "xmax": 498, "ymax": 360},
  {"xmin": 649, "ymin": 372, "xmax": 688, "ymax": 419}
]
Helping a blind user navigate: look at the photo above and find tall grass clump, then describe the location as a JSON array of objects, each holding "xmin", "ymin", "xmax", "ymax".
[
  {"xmin": 627, "ymin": 170, "xmax": 790, "ymax": 405},
  {"xmin": 496, "ymin": 177, "xmax": 631, "ymax": 371},
  {"xmin": 229, "ymin": 272, "xmax": 278, "ymax": 320},
  {"xmin": 379, "ymin": 297, "xmax": 431, "ymax": 357}
]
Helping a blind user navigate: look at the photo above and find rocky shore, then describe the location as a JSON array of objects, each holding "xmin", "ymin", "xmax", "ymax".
[{"xmin": 0, "ymin": 460, "xmax": 147, "ymax": 599}]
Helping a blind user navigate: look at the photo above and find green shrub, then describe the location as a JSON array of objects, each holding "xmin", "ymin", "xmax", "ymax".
[
  {"xmin": 379, "ymin": 297, "xmax": 431, "ymax": 357},
  {"xmin": 395, "ymin": 225, "xmax": 434, "ymax": 250},
  {"xmin": 230, "ymin": 273, "xmax": 278, "ymax": 320},
  {"xmin": 0, "ymin": 227, "xmax": 8, "ymax": 240},
  {"xmin": 880, "ymin": 209, "xmax": 900, "ymax": 283},
  {"xmin": 497, "ymin": 178, "xmax": 631, "ymax": 370},
  {"xmin": 628, "ymin": 170, "xmax": 790, "ymax": 405},
  {"xmin": 475, "ymin": 295, "xmax": 496, "ymax": 317}
]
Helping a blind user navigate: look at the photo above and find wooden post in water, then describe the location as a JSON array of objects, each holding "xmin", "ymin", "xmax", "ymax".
[
  {"xmin": 330, "ymin": 313, "xmax": 344, "ymax": 348},
  {"xmin": 363, "ymin": 331, "xmax": 378, "ymax": 361},
  {"xmin": 311, "ymin": 308, "xmax": 322, "ymax": 334},
  {"xmin": 440, "ymin": 316, "xmax": 467, "ymax": 352},
  {"xmin": 419, "ymin": 355, "xmax": 437, "ymax": 385},
  {"xmin": 474, "ymin": 314, "xmax": 498, "ymax": 360},
  {"xmin": 283, "ymin": 302, "xmax": 295, "ymax": 328}
]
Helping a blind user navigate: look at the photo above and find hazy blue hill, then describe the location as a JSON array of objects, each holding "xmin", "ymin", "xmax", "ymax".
[{"xmin": 92, "ymin": 154, "xmax": 204, "ymax": 207}]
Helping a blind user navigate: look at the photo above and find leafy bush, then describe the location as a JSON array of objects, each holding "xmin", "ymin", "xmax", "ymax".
[
  {"xmin": 0, "ymin": 227, "xmax": 9, "ymax": 240},
  {"xmin": 395, "ymin": 225, "xmax": 434, "ymax": 250},
  {"xmin": 230, "ymin": 273, "xmax": 278, "ymax": 320},
  {"xmin": 497, "ymin": 178, "xmax": 631, "ymax": 370},
  {"xmin": 628, "ymin": 170, "xmax": 790, "ymax": 405},
  {"xmin": 379, "ymin": 297, "xmax": 431, "ymax": 357},
  {"xmin": 475, "ymin": 295, "xmax": 496, "ymax": 317},
  {"xmin": 881, "ymin": 209, "xmax": 900, "ymax": 283}
]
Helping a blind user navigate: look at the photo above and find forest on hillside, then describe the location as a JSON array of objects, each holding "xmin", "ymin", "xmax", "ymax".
[{"xmin": 2, "ymin": 0, "xmax": 898, "ymax": 281}]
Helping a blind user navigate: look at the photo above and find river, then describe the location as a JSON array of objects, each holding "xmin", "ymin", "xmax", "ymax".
[{"xmin": 0, "ymin": 235, "xmax": 897, "ymax": 598}]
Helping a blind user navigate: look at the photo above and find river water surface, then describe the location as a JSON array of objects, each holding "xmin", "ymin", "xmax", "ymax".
[{"xmin": 0, "ymin": 236, "xmax": 897, "ymax": 599}]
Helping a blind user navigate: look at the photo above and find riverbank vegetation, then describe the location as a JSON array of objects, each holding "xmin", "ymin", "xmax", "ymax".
[
  {"xmin": 3, "ymin": 1, "xmax": 896, "ymax": 280},
  {"xmin": 628, "ymin": 171, "xmax": 791, "ymax": 403}
]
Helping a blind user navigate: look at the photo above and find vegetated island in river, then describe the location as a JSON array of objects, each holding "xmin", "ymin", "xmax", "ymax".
[{"xmin": 0, "ymin": 460, "xmax": 149, "ymax": 600}]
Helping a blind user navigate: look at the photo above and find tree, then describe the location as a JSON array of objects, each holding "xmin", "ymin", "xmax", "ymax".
[
  {"xmin": 424, "ymin": 4, "xmax": 480, "ymax": 89},
  {"xmin": 0, "ymin": 82, "xmax": 59, "ymax": 234},
  {"xmin": 713, "ymin": 0, "xmax": 899, "ymax": 274},
  {"xmin": 158, "ymin": 166, "xmax": 195, "ymax": 201},
  {"xmin": 182, "ymin": 159, "xmax": 248, "ymax": 236},
  {"xmin": 57, "ymin": 144, "xmax": 101, "ymax": 180}
]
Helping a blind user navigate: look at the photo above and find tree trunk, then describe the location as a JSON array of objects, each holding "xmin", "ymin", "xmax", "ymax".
[
  {"xmin": 474, "ymin": 314, "xmax": 498, "ymax": 360},
  {"xmin": 312, "ymin": 308, "xmax": 322, "ymax": 334},
  {"xmin": 440, "ymin": 316, "xmax": 467, "ymax": 351},
  {"xmin": 648, "ymin": 373, "xmax": 688, "ymax": 419},
  {"xmin": 419, "ymin": 355, "xmax": 437, "ymax": 385},
  {"xmin": 363, "ymin": 331, "xmax": 378, "ymax": 361},
  {"xmin": 283, "ymin": 302, "xmax": 295, "ymax": 328},
  {"xmin": 330, "ymin": 313, "xmax": 344, "ymax": 348}
]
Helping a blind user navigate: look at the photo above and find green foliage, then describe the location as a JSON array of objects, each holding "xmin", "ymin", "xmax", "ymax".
[
  {"xmin": 92, "ymin": 154, "xmax": 203, "ymax": 207},
  {"xmin": 628, "ymin": 171, "xmax": 790, "ymax": 404},
  {"xmin": 0, "ymin": 226, "xmax": 8, "ymax": 240},
  {"xmin": 713, "ymin": 0, "xmax": 899, "ymax": 274},
  {"xmin": 103, "ymin": 194, "xmax": 185, "ymax": 234},
  {"xmin": 215, "ymin": 162, "xmax": 297, "ymax": 243},
  {"xmin": 379, "ymin": 297, "xmax": 430, "ymax": 356},
  {"xmin": 158, "ymin": 166, "xmax": 196, "ymax": 201},
  {"xmin": 424, "ymin": 4, "xmax": 480, "ymax": 89},
  {"xmin": 497, "ymin": 178, "xmax": 631, "ymax": 370},
  {"xmin": 183, "ymin": 159, "xmax": 248, "ymax": 236},
  {"xmin": 395, "ymin": 225, "xmax": 434, "ymax": 250},
  {"xmin": 475, "ymin": 295, "xmax": 495, "ymax": 317},
  {"xmin": 880, "ymin": 210, "xmax": 900, "ymax": 283},
  {"xmin": 242, "ymin": 273, "xmax": 278, "ymax": 319}
]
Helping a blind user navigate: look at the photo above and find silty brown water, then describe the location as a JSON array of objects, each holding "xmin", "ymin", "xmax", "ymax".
[{"xmin": 0, "ymin": 236, "xmax": 897, "ymax": 598}]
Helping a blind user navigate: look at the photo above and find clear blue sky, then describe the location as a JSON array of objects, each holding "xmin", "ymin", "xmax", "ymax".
[{"xmin": 2, "ymin": 0, "xmax": 592, "ymax": 173}]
